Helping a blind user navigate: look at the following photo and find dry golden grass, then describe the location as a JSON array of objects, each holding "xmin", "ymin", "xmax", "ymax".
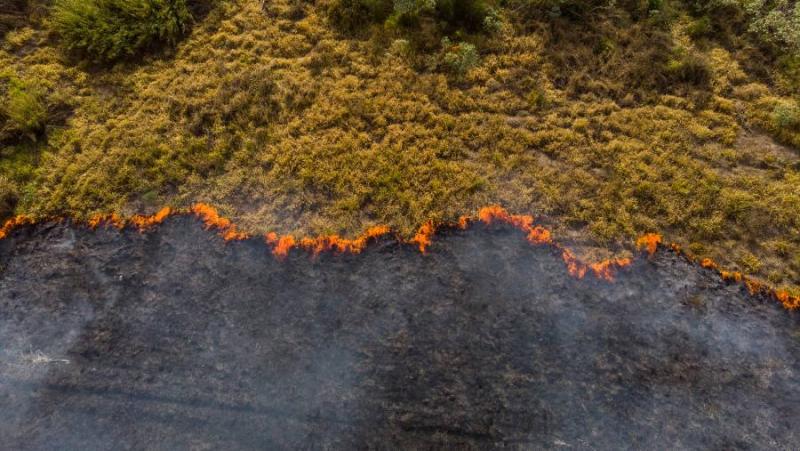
[{"xmin": 1, "ymin": 0, "xmax": 800, "ymax": 293}]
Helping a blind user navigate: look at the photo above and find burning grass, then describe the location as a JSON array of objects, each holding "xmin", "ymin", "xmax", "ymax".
[{"xmin": 1, "ymin": 203, "xmax": 797, "ymax": 311}]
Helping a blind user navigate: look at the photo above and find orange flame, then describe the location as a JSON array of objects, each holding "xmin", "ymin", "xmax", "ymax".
[
  {"xmin": 265, "ymin": 233, "xmax": 296, "ymax": 259},
  {"xmin": 693, "ymin": 255, "xmax": 799, "ymax": 310},
  {"xmin": 130, "ymin": 207, "xmax": 173, "ymax": 230},
  {"xmin": 744, "ymin": 278, "xmax": 764, "ymax": 296},
  {"xmin": 474, "ymin": 205, "xmax": 629, "ymax": 281},
  {"xmin": 263, "ymin": 225, "xmax": 391, "ymax": 259},
  {"xmin": 589, "ymin": 258, "xmax": 633, "ymax": 282},
  {"xmin": 776, "ymin": 290, "xmax": 800, "ymax": 310},
  {"xmin": 636, "ymin": 233, "xmax": 662, "ymax": 256},
  {"xmin": 478, "ymin": 205, "xmax": 535, "ymax": 230},
  {"xmin": 88, "ymin": 213, "xmax": 125, "ymax": 229},
  {"xmin": 720, "ymin": 270, "xmax": 743, "ymax": 283},
  {"xmin": 191, "ymin": 203, "xmax": 248, "ymax": 241},
  {"xmin": 0, "ymin": 215, "xmax": 35, "ymax": 239},
  {"xmin": 562, "ymin": 249, "xmax": 588, "ymax": 279},
  {"xmin": 700, "ymin": 258, "xmax": 716, "ymax": 269},
  {"xmin": 86, "ymin": 208, "xmax": 173, "ymax": 231},
  {"xmin": 412, "ymin": 221, "xmax": 436, "ymax": 253},
  {"xmin": 527, "ymin": 226, "xmax": 552, "ymax": 245}
]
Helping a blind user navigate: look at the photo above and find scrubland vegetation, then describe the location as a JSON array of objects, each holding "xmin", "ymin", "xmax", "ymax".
[{"xmin": 1, "ymin": 0, "xmax": 800, "ymax": 292}]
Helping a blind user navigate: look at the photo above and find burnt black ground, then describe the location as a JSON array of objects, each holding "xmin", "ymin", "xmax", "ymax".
[{"xmin": 0, "ymin": 216, "xmax": 798, "ymax": 450}]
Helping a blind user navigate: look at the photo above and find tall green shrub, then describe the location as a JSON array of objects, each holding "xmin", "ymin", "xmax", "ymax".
[{"xmin": 51, "ymin": 0, "xmax": 194, "ymax": 63}]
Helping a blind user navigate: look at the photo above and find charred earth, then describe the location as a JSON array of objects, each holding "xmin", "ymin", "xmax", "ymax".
[{"xmin": 0, "ymin": 216, "xmax": 798, "ymax": 449}]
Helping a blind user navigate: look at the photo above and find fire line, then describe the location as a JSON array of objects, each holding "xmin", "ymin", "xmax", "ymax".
[{"xmin": 0, "ymin": 203, "xmax": 797, "ymax": 311}]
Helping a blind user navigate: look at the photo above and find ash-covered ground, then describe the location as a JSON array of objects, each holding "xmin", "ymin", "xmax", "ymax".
[{"xmin": 0, "ymin": 217, "xmax": 798, "ymax": 450}]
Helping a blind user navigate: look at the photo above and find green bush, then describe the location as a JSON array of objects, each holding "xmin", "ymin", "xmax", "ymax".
[
  {"xmin": 664, "ymin": 50, "xmax": 711, "ymax": 87},
  {"xmin": 328, "ymin": 0, "xmax": 495, "ymax": 34},
  {"xmin": 700, "ymin": 0, "xmax": 800, "ymax": 55},
  {"xmin": 776, "ymin": 54, "xmax": 800, "ymax": 93},
  {"xmin": 482, "ymin": 6, "xmax": 502, "ymax": 32},
  {"xmin": 509, "ymin": 0, "xmax": 669, "ymax": 22},
  {"xmin": 393, "ymin": 0, "xmax": 435, "ymax": 19},
  {"xmin": 772, "ymin": 101, "xmax": 800, "ymax": 131},
  {"xmin": 327, "ymin": 0, "xmax": 393, "ymax": 33},
  {"xmin": 440, "ymin": 37, "xmax": 479, "ymax": 77},
  {"xmin": 526, "ymin": 87, "xmax": 550, "ymax": 109},
  {"xmin": 2, "ymin": 78, "xmax": 46, "ymax": 139},
  {"xmin": 0, "ymin": 176, "xmax": 18, "ymax": 220},
  {"xmin": 51, "ymin": 0, "xmax": 198, "ymax": 63},
  {"xmin": 549, "ymin": 0, "xmax": 605, "ymax": 19},
  {"xmin": 509, "ymin": 0, "xmax": 614, "ymax": 20},
  {"xmin": 433, "ymin": 0, "xmax": 493, "ymax": 31},
  {"xmin": 687, "ymin": 15, "xmax": 713, "ymax": 40}
]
